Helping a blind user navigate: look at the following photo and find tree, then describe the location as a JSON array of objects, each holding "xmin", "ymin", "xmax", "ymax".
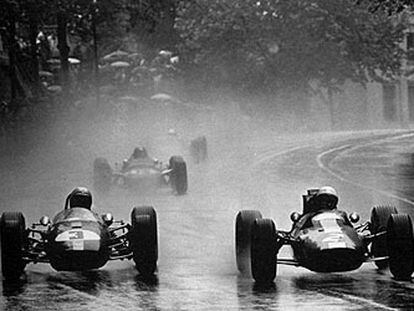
[
  {"xmin": 175, "ymin": 0, "xmax": 406, "ymax": 117},
  {"xmin": 356, "ymin": 0, "xmax": 413, "ymax": 14}
]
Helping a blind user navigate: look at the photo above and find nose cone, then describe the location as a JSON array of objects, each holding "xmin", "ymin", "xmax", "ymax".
[
  {"xmin": 299, "ymin": 227, "xmax": 366, "ymax": 272},
  {"xmin": 48, "ymin": 223, "xmax": 110, "ymax": 271},
  {"xmin": 305, "ymin": 248, "xmax": 365, "ymax": 272}
]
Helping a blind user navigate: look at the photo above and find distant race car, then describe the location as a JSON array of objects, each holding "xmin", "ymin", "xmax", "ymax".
[
  {"xmin": 235, "ymin": 188, "xmax": 414, "ymax": 284},
  {"xmin": 190, "ymin": 135, "xmax": 208, "ymax": 164},
  {"xmin": 0, "ymin": 196, "xmax": 158, "ymax": 280},
  {"xmin": 93, "ymin": 147, "xmax": 188, "ymax": 195}
]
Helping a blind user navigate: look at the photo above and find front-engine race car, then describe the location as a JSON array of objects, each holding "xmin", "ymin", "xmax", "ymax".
[
  {"xmin": 0, "ymin": 188, "xmax": 158, "ymax": 281},
  {"xmin": 93, "ymin": 147, "xmax": 188, "ymax": 195},
  {"xmin": 235, "ymin": 187, "xmax": 414, "ymax": 284}
]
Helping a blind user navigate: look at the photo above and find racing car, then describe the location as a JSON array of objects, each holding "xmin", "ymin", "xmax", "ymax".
[
  {"xmin": 235, "ymin": 187, "xmax": 414, "ymax": 284},
  {"xmin": 190, "ymin": 135, "xmax": 208, "ymax": 164},
  {"xmin": 93, "ymin": 147, "xmax": 188, "ymax": 195},
  {"xmin": 0, "ymin": 188, "xmax": 158, "ymax": 280}
]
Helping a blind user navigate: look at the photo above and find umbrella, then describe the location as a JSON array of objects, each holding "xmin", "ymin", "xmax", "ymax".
[
  {"xmin": 128, "ymin": 52, "xmax": 142, "ymax": 59},
  {"xmin": 110, "ymin": 61, "xmax": 130, "ymax": 68},
  {"xmin": 150, "ymin": 93, "xmax": 180, "ymax": 104},
  {"xmin": 47, "ymin": 85, "xmax": 62, "ymax": 93},
  {"xmin": 119, "ymin": 96, "xmax": 139, "ymax": 102},
  {"xmin": 103, "ymin": 50, "xmax": 129, "ymax": 61},
  {"xmin": 47, "ymin": 58, "xmax": 81, "ymax": 65},
  {"xmin": 159, "ymin": 50, "xmax": 173, "ymax": 57},
  {"xmin": 39, "ymin": 71, "xmax": 53, "ymax": 78},
  {"xmin": 170, "ymin": 56, "xmax": 179, "ymax": 64},
  {"xmin": 68, "ymin": 57, "xmax": 81, "ymax": 65},
  {"xmin": 47, "ymin": 58, "xmax": 61, "ymax": 64}
]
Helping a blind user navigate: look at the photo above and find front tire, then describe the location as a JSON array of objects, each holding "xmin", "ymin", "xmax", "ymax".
[
  {"xmin": 235, "ymin": 210, "xmax": 262, "ymax": 274},
  {"xmin": 387, "ymin": 214, "xmax": 414, "ymax": 280},
  {"xmin": 370, "ymin": 205, "xmax": 398, "ymax": 269},
  {"xmin": 169, "ymin": 156, "xmax": 188, "ymax": 195},
  {"xmin": 0, "ymin": 212, "xmax": 27, "ymax": 280},
  {"xmin": 251, "ymin": 218, "xmax": 277, "ymax": 284},
  {"xmin": 130, "ymin": 207, "xmax": 158, "ymax": 277}
]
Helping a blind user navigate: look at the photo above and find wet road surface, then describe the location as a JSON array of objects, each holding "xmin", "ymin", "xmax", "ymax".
[{"xmin": 1, "ymin": 102, "xmax": 414, "ymax": 310}]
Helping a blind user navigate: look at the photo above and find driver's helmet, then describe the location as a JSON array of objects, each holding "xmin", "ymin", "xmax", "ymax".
[
  {"xmin": 69, "ymin": 187, "xmax": 92, "ymax": 209},
  {"xmin": 132, "ymin": 147, "xmax": 148, "ymax": 159},
  {"xmin": 314, "ymin": 186, "xmax": 338, "ymax": 210}
]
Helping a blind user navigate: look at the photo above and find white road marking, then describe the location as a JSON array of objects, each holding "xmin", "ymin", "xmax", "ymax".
[
  {"xmin": 316, "ymin": 132, "xmax": 414, "ymax": 206},
  {"xmin": 251, "ymin": 130, "xmax": 414, "ymax": 310}
]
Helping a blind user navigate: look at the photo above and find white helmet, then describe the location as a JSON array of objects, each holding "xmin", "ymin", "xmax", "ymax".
[{"xmin": 316, "ymin": 186, "xmax": 338, "ymax": 209}]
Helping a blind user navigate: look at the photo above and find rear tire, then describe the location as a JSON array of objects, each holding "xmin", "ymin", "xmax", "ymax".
[
  {"xmin": 169, "ymin": 156, "xmax": 188, "ymax": 195},
  {"xmin": 93, "ymin": 157, "xmax": 112, "ymax": 191},
  {"xmin": 387, "ymin": 214, "xmax": 414, "ymax": 280},
  {"xmin": 235, "ymin": 210, "xmax": 262, "ymax": 274},
  {"xmin": 251, "ymin": 218, "xmax": 277, "ymax": 284},
  {"xmin": 370, "ymin": 205, "xmax": 398, "ymax": 269},
  {"xmin": 130, "ymin": 207, "xmax": 158, "ymax": 277},
  {"xmin": 0, "ymin": 212, "xmax": 27, "ymax": 280}
]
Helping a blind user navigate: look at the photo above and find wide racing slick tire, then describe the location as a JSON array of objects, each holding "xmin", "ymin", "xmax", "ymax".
[
  {"xmin": 235, "ymin": 210, "xmax": 262, "ymax": 274},
  {"xmin": 370, "ymin": 206, "xmax": 398, "ymax": 269},
  {"xmin": 93, "ymin": 157, "xmax": 112, "ymax": 191},
  {"xmin": 169, "ymin": 156, "xmax": 188, "ymax": 195},
  {"xmin": 130, "ymin": 206, "xmax": 158, "ymax": 277},
  {"xmin": 251, "ymin": 218, "xmax": 277, "ymax": 284},
  {"xmin": 0, "ymin": 212, "xmax": 27, "ymax": 280},
  {"xmin": 386, "ymin": 214, "xmax": 414, "ymax": 280}
]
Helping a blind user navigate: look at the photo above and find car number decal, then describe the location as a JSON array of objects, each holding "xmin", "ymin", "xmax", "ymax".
[
  {"xmin": 72, "ymin": 239, "xmax": 84, "ymax": 251},
  {"xmin": 327, "ymin": 242, "xmax": 347, "ymax": 248},
  {"xmin": 68, "ymin": 230, "xmax": 84, "ymax": 240}
]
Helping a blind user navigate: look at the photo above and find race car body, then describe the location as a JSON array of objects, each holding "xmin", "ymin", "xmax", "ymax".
[
  {"xmin": 117, "ymin": 158, "xmax": 166, "ymax": 189},
  {"xmin": 235, "ymin": 188, "xmax": 414, "ymax": 284},
  {"xmin": 287, "ymin": 211, "xmax": 365, "ymax": 272},
  {"xmin": 0, "ymin": 205, "xmax": 158, "ymax": 280},
  {"xmin": 93, "ymin": 151, "xmax": 187, "ymax": 195},
  {"xmin": 46, "ymin": 207, "xmax": 112, "ymax": 271}
]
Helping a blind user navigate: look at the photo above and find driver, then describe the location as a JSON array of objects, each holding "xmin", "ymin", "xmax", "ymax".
[
  {"xmin": 311, "ymin": 186, "xmax": 338, "ymax": 212},
  {"xmin": 67, "ymin": 187, "xmax": 92, "ymax": 210},
  {"xmin": 130, "ymin": 147, "xmax": 148, "ymax": 160},
  {"xmin": 122, "ymin": 146, "xmax": 153, "ymax": 170}
]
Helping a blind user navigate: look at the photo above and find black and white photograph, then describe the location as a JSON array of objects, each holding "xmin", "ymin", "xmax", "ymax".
[{"xmin": 1, "ymin": 0, "xmax": 414, "ymax": 310}]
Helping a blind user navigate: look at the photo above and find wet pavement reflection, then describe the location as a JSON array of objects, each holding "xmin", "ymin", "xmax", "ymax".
[{"xmin": 2, "ymin": 126, "xmax": 414, "ymax": 310}]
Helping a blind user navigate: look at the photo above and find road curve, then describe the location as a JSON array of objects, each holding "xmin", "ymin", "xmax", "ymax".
[{"xmin": 1, "ymin": 117, "xmax": 414, "ymax": 310}]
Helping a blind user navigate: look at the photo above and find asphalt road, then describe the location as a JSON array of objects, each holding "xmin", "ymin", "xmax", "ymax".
[{"xmin": 0, "ymin": 102, "xmax": 414, "ymax": 310}]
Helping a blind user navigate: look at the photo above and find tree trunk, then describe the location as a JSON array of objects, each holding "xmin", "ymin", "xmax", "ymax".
[
  {"xmin": 6, "ymin": 5, "xmax": 19, "ymax": 113},
  {"xmin": 28, "ymin": 9, "xmax": 40, "ymax": 96},
  {"xmin": 57, "ymin": 10, "xmax": 70, "ymax": 92},
  {"xmin": 92, "ymin": 7, "xmax": 100, "ymax": 106},
  {"xmin": 327, "ymin": 87, "xmax": 335, "ymax": 129}
]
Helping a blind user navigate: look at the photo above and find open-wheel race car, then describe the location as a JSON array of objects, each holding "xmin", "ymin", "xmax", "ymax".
[
  {"xmin": 93, "ymin": 147, "xmax": 188, "ymax": 195},
  {"xmin": 190, "ymin": 135, "xmax": 208, "ymax": 164},
  {"xmin": 0, "ymin": 187, "xmax": 158, "ymax": 281},
  {"xmin": 235, "ymin": 187, "xmax": 414, "ymax": 284}
]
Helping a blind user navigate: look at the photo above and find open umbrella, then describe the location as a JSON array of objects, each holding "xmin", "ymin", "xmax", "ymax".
[
  {"xmin": 47, "ymin": 85, "xmax": 62, "ymax": 93},
  {"xmin": 39, "ymin": 71, "xmax": 53, "ymax": 78},
  {"xmin": 68, "ymin": 57, "xmax": 81, "ymax": 65},
  {"xmin": 110, "ymin": 61, "xmax": 130, "ymax": 68},
  {"xmin": 47, "ymin": 58, "xmax": 61, "ymax": 65},
  {"xmin": 103, "ymin": 50, "xmax": 129, "ymax": 61},
  {"xmin": 159, "ymin": 50, "xmax": 173, "ymax": 57},
  {"xmin": 150, "ymin": 93, "xmax": 181, "ymax": 104}
]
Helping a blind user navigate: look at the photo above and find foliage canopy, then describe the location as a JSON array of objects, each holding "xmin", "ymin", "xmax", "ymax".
[{"xmin": 175, "ymin": 0, "xmax": 406, "ymax": 95}]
